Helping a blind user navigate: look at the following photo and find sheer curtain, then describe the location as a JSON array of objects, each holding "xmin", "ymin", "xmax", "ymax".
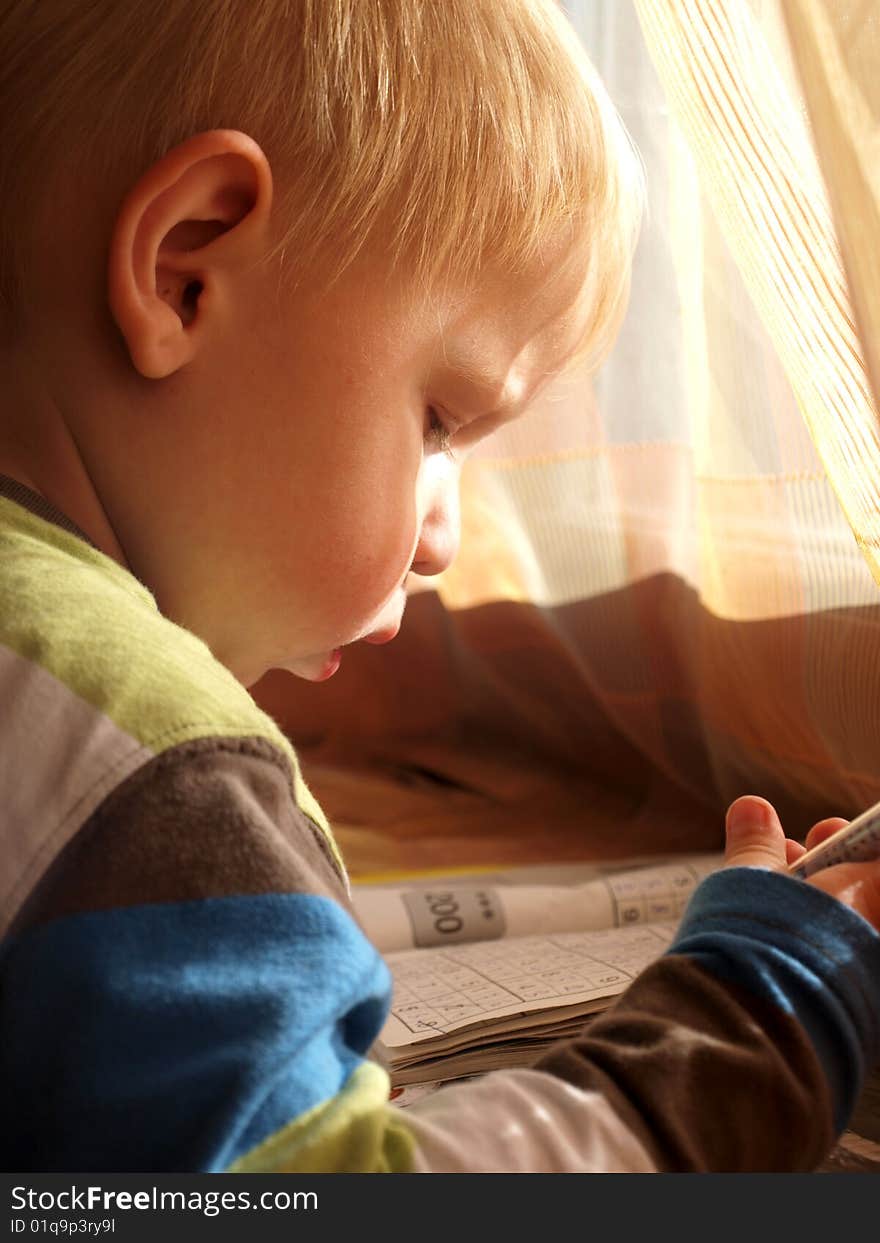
[
  {"xmin": 780, "ymin": 0, "xmax": 880, "ymax": 534},
  {"xmin": 254, "ymin": 0, "xmax": 880, "ymax": 879}
]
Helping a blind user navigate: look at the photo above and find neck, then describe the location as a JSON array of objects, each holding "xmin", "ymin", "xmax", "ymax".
[{"xmin": 0, "ymin": 347, "xmax": 130, "ymax": 568}]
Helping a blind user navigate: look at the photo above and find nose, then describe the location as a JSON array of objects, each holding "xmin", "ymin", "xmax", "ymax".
[{"xmin": 410, "ymin": 474, "xmax": 461, "ymax": 578}]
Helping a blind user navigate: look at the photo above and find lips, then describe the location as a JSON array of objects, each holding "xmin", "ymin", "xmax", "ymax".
[
  {"xmin": 312, "ymin": 649, "xmax": 342, "ymax": 680},
  {"xmin": 363, "ymin": 624, "xmax": 400, "ymax": 646}
]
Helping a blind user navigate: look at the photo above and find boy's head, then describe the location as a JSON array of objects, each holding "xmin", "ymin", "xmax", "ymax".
[{"xmin": 0, "ymin": 0, "xmax": 642, "ymax": 686}]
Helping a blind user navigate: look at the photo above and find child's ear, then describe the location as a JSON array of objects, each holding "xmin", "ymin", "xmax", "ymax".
[{"xmin": 107, "ymin": 130, "xmax": 273, "ymax": 379}]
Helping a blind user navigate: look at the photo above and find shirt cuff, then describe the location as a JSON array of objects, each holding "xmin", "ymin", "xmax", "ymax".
[{"xmin": 667, "ymin": 867, "xmax": 880, "ymax": 1131}]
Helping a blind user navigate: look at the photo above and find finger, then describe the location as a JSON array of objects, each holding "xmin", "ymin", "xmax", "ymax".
[
  {"xmin": 808, "ymin": 862, "xmax": 880, "ymax": 933},
  {"xmin": 785, "ymin": 839, "xmax": 807, "ymax": 865},
  {"xmin": 724, "ymin": 796, "xmax": 787, "ymax": 870},
  {"xmin": 804, "ymin": 817, "xmax": 849, "ymax": 852}
]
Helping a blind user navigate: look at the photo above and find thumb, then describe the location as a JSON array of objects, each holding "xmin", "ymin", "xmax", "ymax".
[{"xmin": 724, "ymin": 796, "xmax": 787, "ymax": 871}]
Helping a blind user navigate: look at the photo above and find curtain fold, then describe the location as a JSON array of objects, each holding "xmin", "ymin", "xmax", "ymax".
[
  {"xmin": 633, "ymin": 0, "xmax": 880, "ymax": 582},
  {"xmin": 781, "ymin": 0, "xmax": 880, "ymax": 468}
]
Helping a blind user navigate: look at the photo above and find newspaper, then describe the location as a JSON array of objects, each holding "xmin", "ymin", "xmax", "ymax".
[{"xmin": 352, "ymin": 854, "xmax": 720, "ymax": 1087}]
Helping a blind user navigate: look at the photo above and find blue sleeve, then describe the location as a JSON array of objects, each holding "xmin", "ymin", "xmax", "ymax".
[
  {"xmin": 668, "ymin": 867, "xmax": 880, "ymax": 1131},
  {"xmin": 0, "ymin": 893, "xmax": 392, "ymax": 1172}
]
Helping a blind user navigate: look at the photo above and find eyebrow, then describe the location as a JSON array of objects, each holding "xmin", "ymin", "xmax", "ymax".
[
  {"xmin": 442, "ymin": 345, "xmax": 537, "ymax": 413},
  {"xmin": 432, "ymin": 312, "xmax": 504, "ymax": 398},
  {"xmin": 434, "ymin": 334, "xmax": 501, "ymax": 392},
  {"xmin": 435, "ymin": 314, "xmax": 579, "ymax": 416}
]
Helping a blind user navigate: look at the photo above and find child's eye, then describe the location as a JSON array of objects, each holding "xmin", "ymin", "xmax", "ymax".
[{"xmin": 425, "ymin": 407, "xmax": 456, "ymax": 459}]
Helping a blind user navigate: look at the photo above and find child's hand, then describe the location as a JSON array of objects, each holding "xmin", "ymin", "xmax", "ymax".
[{"xmin": 724, "ymin": 794, "xmax": 880, "ymax": 933}]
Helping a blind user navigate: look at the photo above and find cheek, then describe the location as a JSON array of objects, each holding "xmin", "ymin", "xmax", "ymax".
[
  {"xmin": 353, "ymin": 494, "xmax": 419, "ymax": 596},
  {"xmin": 310, "ymin": 490, "xmax": 419, "ymax": 631}
]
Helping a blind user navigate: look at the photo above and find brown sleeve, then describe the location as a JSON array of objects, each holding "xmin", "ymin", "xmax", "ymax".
[
  {"xmin": 532, "ymin": 954, "xmax": 835, "ymax": 1171},
  {"xmin": 12, "ymin": 735, "xmax": 351, "ymax": 934}
]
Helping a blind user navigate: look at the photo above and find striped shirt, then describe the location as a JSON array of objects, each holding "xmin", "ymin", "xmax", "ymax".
[{"xmin": 2, "ymin": 477, "xmax": 878, "ymax": 1171}]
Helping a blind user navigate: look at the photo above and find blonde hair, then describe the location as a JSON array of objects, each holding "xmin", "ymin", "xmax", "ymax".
[{"xmin": 0, "ymin": 0, "xmax": 643, "ymax": 365}]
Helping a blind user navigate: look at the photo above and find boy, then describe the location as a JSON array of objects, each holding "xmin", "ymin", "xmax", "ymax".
[{"xmin": 0, "ymin": 0, "xmax": 878, "ymax": 1172}]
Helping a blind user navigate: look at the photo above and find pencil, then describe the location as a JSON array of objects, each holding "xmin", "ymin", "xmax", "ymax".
[{"xmin": 788, "ymin": 801, "xmax": 880, "ymax": 878}]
